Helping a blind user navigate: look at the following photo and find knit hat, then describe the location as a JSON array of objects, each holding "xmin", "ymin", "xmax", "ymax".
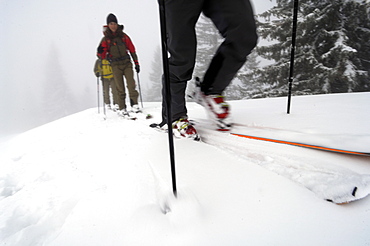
[{"xmin": 107, "ymin": 13, "xmax": 118, "ymax": 24}]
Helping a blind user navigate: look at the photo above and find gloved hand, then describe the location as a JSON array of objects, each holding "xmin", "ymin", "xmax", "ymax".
[
  {"xmin": 97, "ymin": 45, "xmax": 104, "ymax": 54},
  {"xmin": 95, "ymin": 72, "xmax": 100, "ymax": 77},
  {"xmin": 135, "ymin": 64, "xmax": 140, "ymax": 73}
]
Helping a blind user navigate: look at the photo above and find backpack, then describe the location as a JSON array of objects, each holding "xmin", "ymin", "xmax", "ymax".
[
  {"xmin": 105, "ymin": 35, "xmax": 129, "ymax": 61},
  {"xmin": 101, "ymin": 59, "xmax": 113, "ymax": 79}
]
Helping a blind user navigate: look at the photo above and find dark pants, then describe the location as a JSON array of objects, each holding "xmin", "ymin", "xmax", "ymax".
[{"xmin": 161, "ymin": 0, "xmax": 258, "ymax": 123}]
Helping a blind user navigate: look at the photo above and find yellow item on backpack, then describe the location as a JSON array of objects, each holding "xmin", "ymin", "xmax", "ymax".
[{"xmin": 101, "ymin": 59, "xmax": 113, "ymax": 79}]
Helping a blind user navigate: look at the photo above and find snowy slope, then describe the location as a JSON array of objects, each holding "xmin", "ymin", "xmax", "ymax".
[{"xmin": 1, "ymin": 93, "xmax": 370, "ymax": 246}]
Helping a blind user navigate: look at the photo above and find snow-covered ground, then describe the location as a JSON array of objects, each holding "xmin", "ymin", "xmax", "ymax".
[{"xmin": 1, "ymin": 92, "xmax": 370, "ymax": 246}]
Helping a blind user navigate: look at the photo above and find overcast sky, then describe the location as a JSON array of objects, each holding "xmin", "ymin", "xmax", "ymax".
[{"xmin": 0, "ymin": 0, "xmax": 276, "ymax": 137}]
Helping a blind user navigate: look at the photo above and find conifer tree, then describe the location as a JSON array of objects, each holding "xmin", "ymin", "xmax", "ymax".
[
  {"xmin": 147, "ymin": 46, "xmax": 163, "ymax": 102},
  {"xmin": 254, "ymin": 0, "xmax": 370, "ymax": 96},
  {"xmin": 231, "ymin": 51, "xmax": 262, "ymax": 99},
  {"xmin": 43, "ymin": 44, "xmax": 76, "ymax": 122}
]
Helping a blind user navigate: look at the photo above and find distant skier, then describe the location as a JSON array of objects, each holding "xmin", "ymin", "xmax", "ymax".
[
  {"xmin": 97, "ymin": 13, "xmax": 141, "ymax": 116},
  {"xmin": 153, "ymin": 0, "xmax": 258, "ymax": 139},
  {"xmin": 94, "ymin": 58, "xmax": 119, "ymax": 110}
]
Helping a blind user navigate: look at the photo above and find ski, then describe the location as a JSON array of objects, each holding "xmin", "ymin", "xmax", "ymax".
[
  {"xmin": 231, "ymin": 132, "xmax": 370, "ymax": 157},
  {"xmin": 115, "ymin": 106, "xmax": 154, "ymax": 121},
  {"xmin": 120, "ymin": 114, "xmax": 137, "ymax": 120},
  {"xmin": 149, "ymin": 123, "xmax": 168, "ymax": 133},
  {"xmin": 188, "ymin": 119, "xmax": 370, "ymax": 204},
  {"xmin": 194, "ymin": 126, "xmax": 370, "ymax": 204},
  {"xmin": 117, "ymin": 110, "xmax": 137, "ymax": 120},
  {"xmin": 326, "ymin": 186, "xmax": 359, "ymax": 205},
  {"xmin": 130, "ymin": 110, "xmax": 153, "ymax": 120}
]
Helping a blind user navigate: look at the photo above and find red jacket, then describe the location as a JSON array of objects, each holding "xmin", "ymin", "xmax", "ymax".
[{"xmin": 98, "ymin": 31, "xmax": 139, "ymax": 65}]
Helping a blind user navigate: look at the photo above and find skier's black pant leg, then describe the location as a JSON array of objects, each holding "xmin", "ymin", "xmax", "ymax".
[
  {"xmin": 161, "ymin": 79, "xmax": 188, "ymax": 123},
  {"xmin": 202, "ymin": 0, "xmax": 258, "ymax": 94},
  {"xmin": 160, "ymin": 0, "xmax": 257, "ymax": 122},
  {"xmin": 161, "ymin": 0, "xmax": 203, "ymax": 123}
]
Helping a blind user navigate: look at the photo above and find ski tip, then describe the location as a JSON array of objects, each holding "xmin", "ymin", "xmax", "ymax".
[
  {"xmin": 326, "ymin": 199, "xmax": 349, "ymax": 205},
  {"xmin": 149, "ymin": 123, "xmax": 160, "ymax": 128},
  {"xmin": 325, "ymin": 186, "xmax": 360, "ymax": 205},
  {"xmin": 126, "ymin": 116, "xmax": 137, "ymax": 120},
  {"xmin": 193, "ymin": 135, "xmax": 201, "ymax": 141}
]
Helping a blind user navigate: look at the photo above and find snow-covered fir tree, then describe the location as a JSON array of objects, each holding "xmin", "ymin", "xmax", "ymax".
[
  {"xmin": 253, "ymin": 0, "xmax": 370, "ymax": 97},
  {"xmin": 146, "ymin": 46, "xmax": 163, "ymax": 102},
  {"xmin": 42, "ymin": 44, "xmax": 76, "ymax": 123},
  {"xmin": 227, "ymin": 51, "xmax": 260, "ymax": 99}
]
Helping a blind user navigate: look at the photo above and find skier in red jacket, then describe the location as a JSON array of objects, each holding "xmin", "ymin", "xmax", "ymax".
[{"xmin": 97, "ymin": 13, "xmax": 141, "ymax": 116}]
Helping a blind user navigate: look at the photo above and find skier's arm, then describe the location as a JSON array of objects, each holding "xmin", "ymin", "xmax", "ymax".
[
  {"xmin": 94, "ymin": 59, "xmax": 101, "ymax": 77},
  {"xmin": 124, "ymin": 34, "xmax": 139, "ymax": 65},
  {"xmin": 97, "ymin": 38, "xmax": 109, "ymax": 60}
]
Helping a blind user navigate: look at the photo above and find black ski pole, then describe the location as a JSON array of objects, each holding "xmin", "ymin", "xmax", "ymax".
[
  {"xmin": 136, "ymin": 72, "xmax": 144, "ymax": 108},
  {"xmin": 287, "ymin": 0, "xmax": 299, "ymax": 114},
  {"xmin": 158, "ymin": 0, "xmax": 177, "ymax": 198},
  {"xmin": 97, "ymin": 76, "xmax": 100, "ymax": 114}
]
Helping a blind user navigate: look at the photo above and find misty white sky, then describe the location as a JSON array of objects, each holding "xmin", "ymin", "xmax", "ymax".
[{"xmin": 0, "ymin": 0, "xmax": 276, "ymax": 137}]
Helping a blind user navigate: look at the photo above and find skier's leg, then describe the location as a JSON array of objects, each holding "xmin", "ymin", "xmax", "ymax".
[
  {"xmin": 161, "ymin": 0, "xmax": 204, "ymax": 123},
  {"xmin": 202, "ymin": 0, "xmax": 258, "ymax": 94},
  {"xmin": 123, "ymin": 63, "xmax": 139, "ymax": 107},
  {"xmin": 102, "ymin": 78, "xmax": 110, "ymax": 105},
  {"xmin": 112, "ymin": 64, "xmax": 127, "ymax": 110},
  {"xmin": 110, "ymin": 77, "xmax": 119, "ymax": 106}
]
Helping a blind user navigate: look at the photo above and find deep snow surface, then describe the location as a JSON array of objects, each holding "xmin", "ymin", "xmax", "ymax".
[{"xmin": 1, "ymin": 93, "xmax": 370, "ymax": 246}]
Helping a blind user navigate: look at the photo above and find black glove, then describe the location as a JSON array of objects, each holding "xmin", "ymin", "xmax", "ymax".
[
  {"xmin": 97, "ymin": 45, "xmax": 104, "ymax": 54},
  {"xmin": 135, "ymin": 64, "xmax": 140, "ymax": 73},
  {"xmin": 95, "ymin": 72, "xmax": 100, "ymax": 77}
]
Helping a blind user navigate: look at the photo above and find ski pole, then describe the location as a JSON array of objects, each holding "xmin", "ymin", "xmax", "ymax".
[
  {"xmin": 102, "ymin": 80, "xmax": 106, "ymax": 117},
  {"xmin": 97, "ymin": 76, "xmax": 100, "ymax": 114},
  {"xmin": 287, "ymin": 0, "xmax": 299, "ymax": 114},
  {"xmin": 158, "ymin": 0, "xmax": 177, "ymax": 198},
  {"xmin": 136, "ymin": 72, "xmax": 144, "ymax": 108}
]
